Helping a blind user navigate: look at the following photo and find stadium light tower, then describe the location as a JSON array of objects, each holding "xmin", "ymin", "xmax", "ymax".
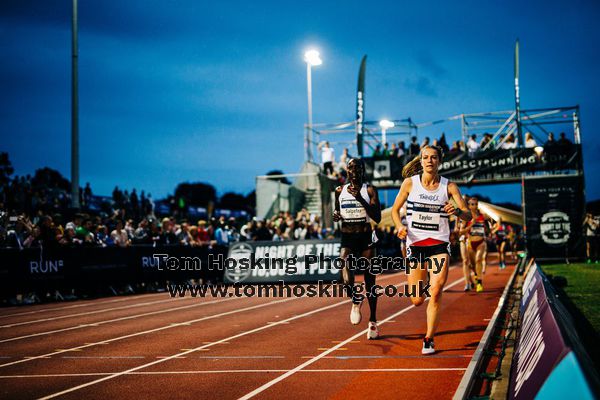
[
  {"xmin": 304, "ymin": 49, "xmax": 322, "ymax": 162},
  {"xmin": 379, "ymin": 119, "xmax": 394, "ymax": 145},
  {"xmin": 71, "ymin": 0, "xmax": 80, "ymax": 208}
]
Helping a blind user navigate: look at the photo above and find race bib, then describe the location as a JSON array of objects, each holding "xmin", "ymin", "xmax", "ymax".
[
  {"xmin": 340, "ymin": 199, "xmax": 367, "ymax": 222},
  {"xmin": 471, "ymin": 225, "xmax": 485, "ymax": 236},
  {"xmin": 411, "ymin": 211, "xmax": 440, "ymax": 231}
]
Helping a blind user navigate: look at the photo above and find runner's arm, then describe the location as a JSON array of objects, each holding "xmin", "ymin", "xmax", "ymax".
[
  {"xmin": 445, "ymin": 182, "xmax": 471, "ymax": 222},
  {"xmin": 391, "ymin": 178, "xmax": 411, "ymax": 237}
]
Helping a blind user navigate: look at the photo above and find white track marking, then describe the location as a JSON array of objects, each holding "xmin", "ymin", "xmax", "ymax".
[
  {"xmin": 238, "ymin": 277, "xmax": 464, "ymax": 400},
  {"xmin": 0, "ymin": 368, "xmax": 467, "ymax": 379},
  {"xmin": 0, "ymin": 296, "xmax": 273, "ymax": 368},
  {"xmin": 0, "ymin": 296, "xmax": 239, "ymax": 344},
  {"xmin": 0, "ymin": 293, "xmax": 167, "ymax": 319},
  {"xmin": 0, "ymin": 297, "xmax": 189, "ymax": 328},
  {"xmin": 34, "ymin": 273, "xmax": 412, "ymax": 400},
  {"xmin": 36, "ymin": 299, "xmax": 350, "ymax": 399}
]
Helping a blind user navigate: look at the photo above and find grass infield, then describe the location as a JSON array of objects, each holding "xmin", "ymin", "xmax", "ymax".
[{"xmin": 541, "ymin": 263, "xmax": 600, "ymax": 335}]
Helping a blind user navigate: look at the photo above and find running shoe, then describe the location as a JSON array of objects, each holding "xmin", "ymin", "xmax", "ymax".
[
  {"xmin": 367, "ymin": 321, "xmax": 379, "ymax": 340},
  {"xmin": 422, "ymin": 337, "xmax": 435, "ymax": 355},
  {"xmin": 587, "ymin": 259, "xmax": 592, "ymax": 264},
  {"xmin": 476, "ymin": 282, "xmax": 484, "ymax": 292},
  {"xmin": 499, "ymin": 262, "xmax": 506, "ymax": 269},
  {"xmin": 350, "ymin": 302, "xmax": 362, "ymax": 325},
  {"xmin": 464, "ymin": 283, "xmax": 470, "ymax": 292}
]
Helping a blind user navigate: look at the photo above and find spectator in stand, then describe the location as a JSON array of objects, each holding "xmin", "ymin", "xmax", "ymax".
[
  {"xmin": 557, "ymin": 132, "xmax": 572, "ymax": 147},
  {"xmin": 372, "ymin": 144, "xmax": 383, "ymax": 158},
  {"xmin": 254, "ymin": 220, "xmax": 272, "ymax": 241},
  {"xmin": 76, "ymin": 218, "xmax": 95, "ymax": 244},
  {"xmin": 58, "ymin": 227, "xmax": 79, "ymax": 246},
  {"xmin": 390, "ymin": 142, "xmax": 398, "ymax": 158},
  {"xmin": 480, "ymin": 133, "xmax": 492, "ymax": 149},
  {"xmin": 339, "ymin": 148, "xmax": 350, "ymax": 170},
  {"xmin": 66, "ymin": 214, "xmax": 83, "ymax": 233},
  {"xmin": 159, "ymin": 217, "xmax": 177, "ymax": 245},
  {"xmin": 466, "ymin": 134, "xmax": 480, "ymax": 154},
  {"xmin": 458, "ymin": 140, "xmax": 467, "ymax": 153},
  {"xmin": 272, "ymin": 226, "xmax": 284, "ymax": 241},
  {"xmin": 503, "ymin": 133, "xmax": 518, "ymax": 149},
  {"xmin": 420, "ymin": 136, "xmax": 430, "ymax": 149},
  {"xmin": 22, "ymin": 226, "xmax": 41, "ymax": 248},
  {"xmin": 176, "ymin": 222, "xmax": 192, "ymax": 245},
  {"xmin": 110, "ymin": 220, "xmax": 130, "ymax": 247},
  {"xmin": 318, "ymin": 141, "xmax": 335, "ymax": 175},
  {"xmin": 409, "ymin": 136, "xmax": 420, "ymax": 156},
  {"xmin": 383, "ymin": 143, "xmax": 391, "ymax": 157},
  {"xmin": 583, "ymin": 213, "xmax": 599, "ymax": 263},
  {"xmin": 83, "ymin": 182, "xmax": 92, "ymax": 206},
  {"xmin": 438, "ymin": 133, "xmax": 450, "ymax": 154},
  {"xmin": 214, "ymin": 220, "xmax": 229, "ymax": 246},
  {"xmin": 397, "ymin": 141, "xmax": 406, "ymax": 157},
  {"xmin": 124, "ymin": 219, "xmax": 135, "ymax": 238},
  {"xmin": 95, "ymin": 225, "xmax": 112, "ymax": 247},
  {"xmin": 112, "ymin": 186, "xmax": 123, "ymax": 208},
  {"xmin": 132, "ymin": 218, "xmax": 151, "ymax": 244},
  {"xmin": 227, "ymin": 217, "xmax": 239, "ymax": 242},
  {"xmin": 525, "ymin": 132, "xmax": 537, "ymax": 148},
  {"xmin": 449, "ymin": 141, "xmax": 461, "ymax": 155},
  {"xmin": 240, "ymin": 220, "xmax": 254, "ymax": 241},
  {"xmin": 130, "ymin": 189, "xmax": 139, "ymax": 218},
  {"xmin": 545, "ymin": 132, "xmax": 557, "ymax": 148}
]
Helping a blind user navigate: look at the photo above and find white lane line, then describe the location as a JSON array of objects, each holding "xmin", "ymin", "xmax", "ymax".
[
  {"xmin": 0, "ymin": 293, "xmax": 167, "ymax": 319},
  {"xmin": 0, "ymin": 296, "xmax": 261, "ymax": 368},
  {"xmin": 0, "ymin": 296, "xmax": 237, "ymax": 344},
  {"xmin": 0, "ymin": 368, "xmax": 467, "ymax": 378},
  {"xmin": 238, "ymin": 276, "xmax": 465, "ymax": 400},
  {"xmin": 2, "ymin": 272, "xmax": 403, "ymax": 342},
  {"xmin": 34, "ymin": 273, "xmax": 410, "ymax": 400},
  {"xmin": 0, "ymin": 297, "xmax": 189, "ymax": 328}
]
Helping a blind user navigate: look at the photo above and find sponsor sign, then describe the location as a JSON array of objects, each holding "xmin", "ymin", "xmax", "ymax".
[{"xmin": 224, "ymin": 239, "xmax": 342, "ymax": 283}]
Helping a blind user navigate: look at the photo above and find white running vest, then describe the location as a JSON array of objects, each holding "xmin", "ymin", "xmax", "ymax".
[
  {"xmin": 339, "ymin": 183, "xmax": 371, "ymax": 224},
  {"xmin": 405, "ymin": 175, "xmax": 450, "ymax": 246}
]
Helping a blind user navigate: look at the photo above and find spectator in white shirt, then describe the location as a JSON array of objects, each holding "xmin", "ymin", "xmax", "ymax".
[
  {"xmin": 318, "ymin": 141, "xmax": 335, "ymax": 175},
  {"xmin": 110, "ymin": 220, "xmax": 130, "ymax": 248},
  {"xmin": 525, "ymin": 132, "xmax": 537, "ymax": 148},
  {"xmin": 466, "ymin": 134, "xmax": 480, "ymax": 154}
]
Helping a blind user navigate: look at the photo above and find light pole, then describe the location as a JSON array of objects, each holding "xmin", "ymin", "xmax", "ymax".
[
  {"xmin": 71, "ymin": 0, "xmax": 80, "ymax": 208},
  {"xmin": 304, "ymin": 49, "xmax": 322, "ymax": 162},
  {"xmin": 379, "ymin": 119, "xmax": 394, "ymax": 146}
]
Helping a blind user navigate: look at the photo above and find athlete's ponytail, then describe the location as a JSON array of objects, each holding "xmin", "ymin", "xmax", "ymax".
[{"xmin": 401, "ymin": 145, "xmax": 444, "ymax": 178}]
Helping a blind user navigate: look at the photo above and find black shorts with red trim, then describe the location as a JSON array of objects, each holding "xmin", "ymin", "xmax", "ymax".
[{"xmin": 407, "ymin": 242, "xmax": 451, "ymax": 262}]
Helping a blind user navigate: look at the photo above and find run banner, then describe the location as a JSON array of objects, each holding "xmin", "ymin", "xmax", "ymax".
[
  {"xmin": 223, "ymin": 239, "xmax": 342, "ymax": 284},
  {"xmin": 363, "ymin": 145, "xmax": 582, "ymax": 185}
]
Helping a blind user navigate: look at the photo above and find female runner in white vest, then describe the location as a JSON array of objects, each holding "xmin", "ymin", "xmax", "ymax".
[
  {"xmin": 333, "ymin": 158, "xmax": 382, "ymax": 339},
  {"xmin": 391, "ymin": 145, "xmax": 471, "ymax": 354}
]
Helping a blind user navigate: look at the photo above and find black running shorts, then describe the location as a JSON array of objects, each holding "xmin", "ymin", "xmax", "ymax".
[
  {"xmin": 407, "ymin": 242, "xmax": 451, "ymax": 262},
  {"xmin": 341, "ymin": 231, "xmax": 373, "ymax": 254}
]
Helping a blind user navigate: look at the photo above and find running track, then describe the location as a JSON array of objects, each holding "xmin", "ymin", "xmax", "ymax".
[{"xmin": 0, "ymin": 256, "xmax": 514, "ymax": 400}]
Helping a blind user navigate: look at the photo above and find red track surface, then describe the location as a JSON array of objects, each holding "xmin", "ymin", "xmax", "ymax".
[{"xmin": 0, "ymin": 256, "xmax": 514, "ymax": 400}]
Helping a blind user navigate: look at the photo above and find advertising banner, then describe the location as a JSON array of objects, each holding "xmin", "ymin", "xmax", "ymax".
[
  {"xmin": 509, "ymin": 278, "xmax": 570, "ymax": 400},
  {"xmin": 363, "ymin": 145, "xmax": 582, "ymax": 186},
  {"xmin": 523, "ymin": 175, "xmax": 585, "ymax": 259},
  {"xmin": 223, "ymin": 239, "xmax": 342, "ymax": 283}
]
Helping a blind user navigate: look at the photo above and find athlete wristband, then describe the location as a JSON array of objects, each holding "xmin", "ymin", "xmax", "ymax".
[{"xmin": 455, "ymin": 208, "xmax": 462, "ymax": 217}]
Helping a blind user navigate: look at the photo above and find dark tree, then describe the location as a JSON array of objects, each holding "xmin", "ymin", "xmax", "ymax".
[
  {"xmin": 265, "ymin": 170, "xmax": 291, "ymax": 185},
  {"xmin": 219, "ymin": 192, "xmax": 250, "ymax": 211},
  {"xmin": 174, "ymin": 182, "xmax": 217, "ymax": 207}
]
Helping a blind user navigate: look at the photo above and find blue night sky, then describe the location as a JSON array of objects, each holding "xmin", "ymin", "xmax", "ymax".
[{"xmin": 2, "ymin": 0, "xmax": 599, "ymax": 205}]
